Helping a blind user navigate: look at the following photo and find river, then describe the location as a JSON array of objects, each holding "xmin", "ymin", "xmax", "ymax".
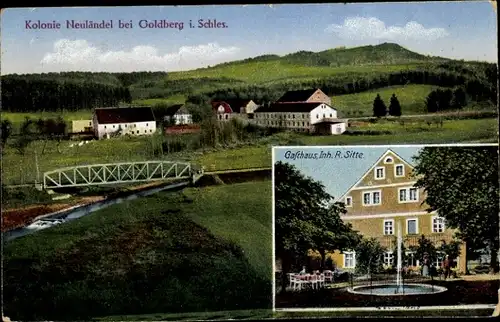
[{"xmin": 4, "ymin": 181, "xmax": 190, "ymax": 242}]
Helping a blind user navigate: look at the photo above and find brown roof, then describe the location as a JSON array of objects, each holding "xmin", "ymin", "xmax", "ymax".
[
  {"xmin": 94, "ymin": 107, "xmax": 155, "ymax": 124},
  {"xmin": 276, "ymin": 89, "xmax": 319, "ymax": 102},
  {"xmin": 254, "ymin": 102, "xmax": 328, "ymax": 113}
]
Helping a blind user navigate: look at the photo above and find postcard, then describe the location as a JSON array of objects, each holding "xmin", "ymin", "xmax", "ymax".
[
  {"xmin": 272, "ymin": 144, "xmax": 500, "ymax": 317},
  {"xmin": 1, "ymin": 1, "xmax": 498, "ymax": 321}
]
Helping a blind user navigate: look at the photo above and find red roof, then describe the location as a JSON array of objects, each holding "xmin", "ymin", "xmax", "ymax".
[
  {"xmin": 94, "ymin": 107, "xmax": 155, "ymax": 124},
  {"xmin": 212, "ymin": 101, "xmax": 233, "ymax": 113}
]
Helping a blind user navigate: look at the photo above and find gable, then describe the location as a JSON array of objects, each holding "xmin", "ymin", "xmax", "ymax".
[{"xmin": 340, "ymin": 149, "xmax": 416, "ymax": 200}]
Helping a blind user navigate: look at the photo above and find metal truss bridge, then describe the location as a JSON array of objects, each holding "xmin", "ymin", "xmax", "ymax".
[{"xmin": 43, "ymin": 161, "xmax": 195, "ymax": 189}]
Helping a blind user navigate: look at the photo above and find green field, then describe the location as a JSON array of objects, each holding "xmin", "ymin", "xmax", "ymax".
[
  {"xmin": 3, "ymin": 180, "xmax": 272, "ymax": 320},
  {"xmin": 335, "ymin": 85, "xmax": 441, "ymax": 117},
  {"xmin": 1, "ymin": 117, "xmax": 497, "ymax": 186},
  {"xmin": 166, "ymin": 61, "xmax": 422, "ymax": 84}
]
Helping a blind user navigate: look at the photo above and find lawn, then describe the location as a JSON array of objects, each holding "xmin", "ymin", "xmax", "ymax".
[
  {"xmin": 132, "ymin": 94, "xmax": 186, "ymax": 106},
  {"xmin": 3, "ymin": 181, "xmax": 273, "ymax": 320},
  {"xmin": 334, "ymin": 85, "xmax": 441, "ymax": 117}
]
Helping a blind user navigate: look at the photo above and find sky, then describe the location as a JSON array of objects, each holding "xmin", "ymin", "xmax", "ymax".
[
  {"xmin": 273, "ymin": 146, "xmax": 422, "ymax": 199},
  {"xmin": 1, "ymin": 2, "xmax": 497, "ymax": 75}
]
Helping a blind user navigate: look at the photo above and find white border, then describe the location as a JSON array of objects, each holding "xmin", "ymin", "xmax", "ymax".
[
  {"xmin": 272, "ymin": 146, "xmax": 276, "ymax": 310},
  {"xmin": 271, "ymin": 143, "xmax": 498, "ymax": 312},
  {"xmin": 431, "ymin": 215, "xmax": 446, "ymax": 233}
]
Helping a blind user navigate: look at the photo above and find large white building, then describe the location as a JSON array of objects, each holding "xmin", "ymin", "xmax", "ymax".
[
  {"xmin": 93, "ymin": 107, "xmax": 157, "ymax": 139},
  {"xmin": 253, "ymin": 102, "xmax": 347, "ymax": 134}
]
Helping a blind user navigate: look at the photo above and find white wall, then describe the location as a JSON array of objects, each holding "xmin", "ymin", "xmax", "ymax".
[
  {"xmin": 172, "ymin": 114, "xmax": 193, "ymax": 125},
  {"xmin": 309, "ymin": 104, "xmax": 337, "ymax": 125},
  {"xmin": 96, "ymin": 121, "xmax": 156, "ymax": 139},
  {"xmin": 331, "ymin": 122, "xmax": 347, "ymax": 135}
]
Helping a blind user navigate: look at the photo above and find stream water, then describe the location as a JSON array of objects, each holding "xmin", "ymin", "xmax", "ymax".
[{"xmin": 4, "ymin": 181, "xmax": 190, "ymax": 242}]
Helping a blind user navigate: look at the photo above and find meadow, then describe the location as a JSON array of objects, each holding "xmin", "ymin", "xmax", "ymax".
[
  {"xmin": 1, "ymin": 117, "xmax": 497, "ymax": 187},
  {"xmin": 3, "ymin": 180, "xmax": 272, "ymax": 320}
]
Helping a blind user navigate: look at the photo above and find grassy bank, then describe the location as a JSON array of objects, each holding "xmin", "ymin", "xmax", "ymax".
[{"xmin": 3, "ymin": 181, "xmax": 272, "ymax": 320}]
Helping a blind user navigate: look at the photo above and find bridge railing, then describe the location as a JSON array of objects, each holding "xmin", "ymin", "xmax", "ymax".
[{"xmin": 43, "ymin": 161, "xmax": 192, "ymax": 189}]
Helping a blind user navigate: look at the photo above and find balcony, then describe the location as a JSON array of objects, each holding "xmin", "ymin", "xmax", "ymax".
[{"xmin": 376, "ymin": 233, "xmax": 454, "ymax": 249}]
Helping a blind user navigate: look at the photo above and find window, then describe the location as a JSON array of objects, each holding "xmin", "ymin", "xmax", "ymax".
[
  {"xmin": 406, "ymin": 252, "xmax": 418, "ymax": 267},
  {"xmin": 374, "ymin": 167, "xmax": 385, "ymax": 180},
  {"xmin": 104, "ymin": 126, "xmax": 107, "ymax": 129},
  {"xmin": 150, "ymin": 130, "xmax": 153, "ymax": 133},
  {"xmin": 113, "ymin": 125, "xmax": 115, "ymax": 128},
  {"xmin": 432, "ymin": 216, "xmax": 446, "ymax": 233},
  {"xmin": 316, "ymin": 114, "xmax": 319, "ymax": 119},
  {"xmin": 225, "ymin": 115, "xmax": 228, "ymax": 119},
  {"xmin": 406, "ymin": 218, "xmax": 418, "ymax": 235},
  {"xmin": 344, "ymin": 251, "xmax": 356, "ymax": 268},
  {"xmin": 384, "ymin": 252, "xmax": 394, "ymax": 266},
  {"xmin": 219, "ymin": 115, "xmax": 222, "ymax": 120},
  {"xmin": 399, "ymin": 187, "xmax": 419, "ymax": 203},
  {"xmin": 125, "ymin": 124, "xmax": 128, "ymax": 127},
  {"xmin": 384, "ymin": 157, "xmax": 394, "ymax": 164},
  {"xmin": 293, "ymin": 114, "xmax": 295, "ymax": 119},
  {"xmin": 89, "ymin": 122, "xmax": 92, "ymax": 126},
  {"xmin": 144, "ymin": 130, "xmax": 147, "ymax": 133},
  {"xmin": 330, "ymin": 113, "xmax": 333, "ymax": 117},
  {"xmin": 146, "ymin": 123, "xmax": 148, "ymax": 126},
  {"xmin": 345, "ymin": 196, "xmax": 352, "ymax": 207},
  {"xmin": 362, "ymin": 191, "xmax": 381, "ymax": 206},
  {"xmin": 302, "ymin": 122, "xmax": 305, "ymax": 126},
  {"xmin": 136, "ymin": 130, "xmax": 139, "ymax": 134},
  {"xmin": 384, "ymin": 219, "xmax": 394, "ymax": 235},
  {"xmin": 395, "ymin": 164, "xmax": 404, "ymax": 177}
]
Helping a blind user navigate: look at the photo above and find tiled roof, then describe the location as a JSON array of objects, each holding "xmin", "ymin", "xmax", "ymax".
[
  {"xmin": 276, "ymin": 89, "xmax": 318, "ymax": 102},
  {"xmin": 254, "ymin": 102, "xmax": 326, "ymax": 113},
  {"xmin": 94, "ymin": 107, "xmax": 155, "ymax": 124},
  {"xmin": 212, "ymin": 101, "xmax": 233, "ymax": 113}
]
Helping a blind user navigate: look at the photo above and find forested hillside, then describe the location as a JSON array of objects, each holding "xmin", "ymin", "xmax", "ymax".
[{"xmin": 1, "ymin": 43, "xmax": 497, "ymax": 113}]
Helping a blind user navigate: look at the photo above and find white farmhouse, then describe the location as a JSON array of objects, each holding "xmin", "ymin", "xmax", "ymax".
[
  {"xmin": 253, "ymin": 102, "xmax": 348, "ymax": 135},
  {"xmin": 164, "ymin": 104, "xmax": 192, "ymax": 125},
  {"xmin": 93, "ymin": 107, "xmax": 156, "ymax": 139}
]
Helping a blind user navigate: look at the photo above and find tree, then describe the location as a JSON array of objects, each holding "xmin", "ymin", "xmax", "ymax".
[
  {"xmin": 425, "ymin": 91, "xmax": 439, "ymax": 113},
  {"xmin": 439, "ymin": 239, "xmax": 462, "ymax": 264},
  {"xmin": 372, "ymin": 94, "xmax": 387, "ymax": 117},
  {"xmin": 311, "ymin": 203, "xmax": 361, "ymax": 271},
  {"xmin": 1, "ymin": 119, "xmax": 13, "ymax": 150},
  {"xmin": 13, "ymin": 117, "xmax": 36, "ymax": 155},
  {"xmin": 354, "ymin": 238, "xmax": 385, "ymax": 275},
  {"xmin": 388, "ymin": 94, "xmax": 402, "ymax": 116},
  {"xmin": 412, "ymin": 147, "xmax": 499, "ymax": 273},
  {"xmin": 451, "ymin": 87, "xmax": 467, "ymax": 109},
  {"xmin": 274, "ymin": 161, "xmax": 359, "ymax": 293},
  {"xmin": 409, "ymin": 235, "xmax": 438, "ymax": 269}
]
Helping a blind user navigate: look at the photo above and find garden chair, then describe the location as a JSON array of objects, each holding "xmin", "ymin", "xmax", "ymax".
[
  {"xmin": 317, "ymin": 273, "xmax": 326, "ymax": 288},
  {"xmin": 323, "ymin": 270, "xmax": 334, "ymax": 283},
  {"xmin": 290, "ymin": 274, "xmax": 305, "ymax": 291}
]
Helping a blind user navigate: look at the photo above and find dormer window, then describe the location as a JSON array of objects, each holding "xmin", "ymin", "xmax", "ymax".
[
  {"xmin": 384, "ymin": 157, "xmax": 394, "ymax": 164},
  {"xmin": 374, "ymin": 167, "xmax": 385, "ymax": 180}
]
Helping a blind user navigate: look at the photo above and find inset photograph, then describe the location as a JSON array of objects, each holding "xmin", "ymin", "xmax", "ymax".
[{"xmin": 273, "ymin": 145, "xmax": 499, "ymax": 316}]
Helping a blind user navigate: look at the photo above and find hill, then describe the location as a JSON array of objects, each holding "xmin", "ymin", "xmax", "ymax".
[
  {"xmin": 0, "ymin": 42, "xmax": 497, "ymax": 114},
  {"xmin": 3, "ymin": 181, "xmax": 272, "ymax": 320}
]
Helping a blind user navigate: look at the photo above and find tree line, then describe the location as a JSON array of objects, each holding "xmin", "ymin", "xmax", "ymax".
[
  {"xmin": 188, "ymin": 68, "xmax": 497, "ymax": 108},
  {"xmin": 1, "ymin": 77, "xmax": 132, "ymax": 112}
]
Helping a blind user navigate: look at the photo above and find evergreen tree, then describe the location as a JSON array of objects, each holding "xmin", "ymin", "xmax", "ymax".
[
  {"xmin": 372, "ymin": 94, "xmax": 387, "ymax": 117},
  {"xmin": 388, "ymin": 93, "xmax": 402, "ymax": 116},
  {"xmin": 451, "ymin": 87, "xmax": 467, "ymax": 109}
]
